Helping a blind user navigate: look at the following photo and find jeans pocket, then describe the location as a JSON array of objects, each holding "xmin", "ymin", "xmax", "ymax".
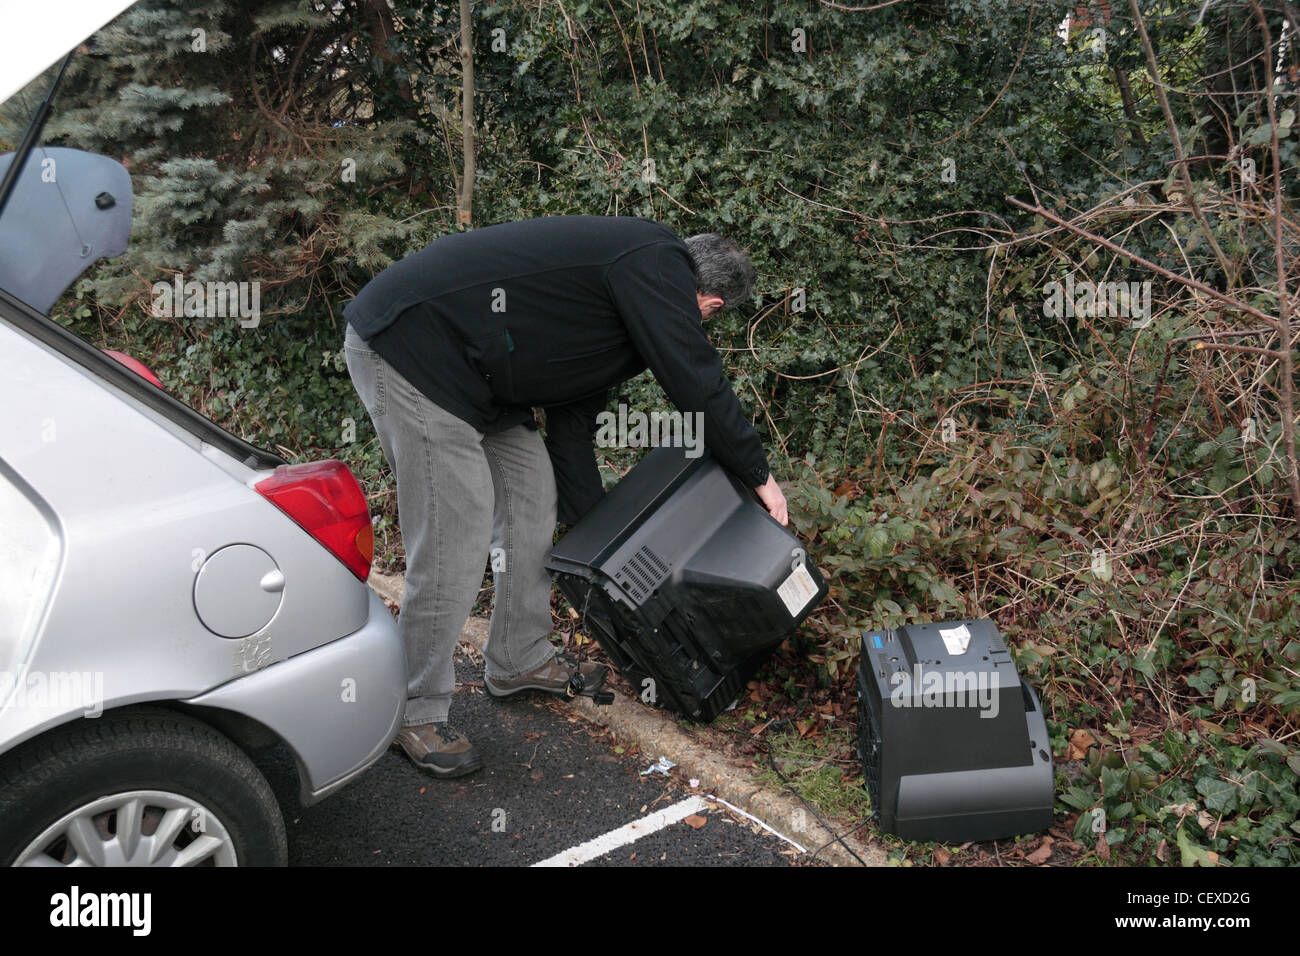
[{"xmin": 345, "ymin": 338, "xmax": 388, "ymax": 418}]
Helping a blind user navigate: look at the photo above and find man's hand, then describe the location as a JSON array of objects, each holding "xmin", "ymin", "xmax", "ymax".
[{"xmin": 755, "ymin": 474, "xmax": 788, "ymax": 526}]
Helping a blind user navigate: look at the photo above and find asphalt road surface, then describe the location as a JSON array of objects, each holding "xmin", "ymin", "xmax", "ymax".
[{"xmin": 266, "ymin": 644, "xmax": 804, "ymax": 867}]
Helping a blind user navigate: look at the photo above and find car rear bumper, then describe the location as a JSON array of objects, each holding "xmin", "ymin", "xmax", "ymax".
[{"xmin": 183, "ymin": 589, "xmax": 406, "ymax": 806}]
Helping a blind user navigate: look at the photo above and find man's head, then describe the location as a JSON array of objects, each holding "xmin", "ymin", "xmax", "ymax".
[{"xmin": 685, "ymin": 233, "xmax": 755, "ymax": 319}]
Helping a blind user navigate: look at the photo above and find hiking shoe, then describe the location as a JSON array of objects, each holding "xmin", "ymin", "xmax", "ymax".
[
  {"xmin": 393, "ymin": 722, "xmax": 483, "ymax": 778},
  {"xmin": 484, "ymin": 651, "xmax": 608, "ymax": 699}
]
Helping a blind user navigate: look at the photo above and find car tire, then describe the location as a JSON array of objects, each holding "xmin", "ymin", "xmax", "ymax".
[{"xmin": 0, "ymin": 706, "xmax": 287, "ymax": 866}]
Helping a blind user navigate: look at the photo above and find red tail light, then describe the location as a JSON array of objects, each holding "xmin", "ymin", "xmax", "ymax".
[
  {"xmin": 102, "ymin": 349, "xmax": 163, "ymax": 388},
  {"xmin": 255, "ymin": 460, "xmax": 374, "ymax": 580}
]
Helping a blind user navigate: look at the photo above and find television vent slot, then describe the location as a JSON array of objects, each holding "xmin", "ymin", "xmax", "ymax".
[{"xmin": 614, "ymin": 546, "xmax": 669, "ymax": 602}]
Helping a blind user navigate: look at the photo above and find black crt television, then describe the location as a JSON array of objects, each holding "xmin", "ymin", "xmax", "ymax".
[
  {"xmin": 547, "ymin": 447, "xmax": 828, "ymax": 721},
  {"xmin": 856, "ymin": 619, "xmax": 1055, "ymax": 842}
]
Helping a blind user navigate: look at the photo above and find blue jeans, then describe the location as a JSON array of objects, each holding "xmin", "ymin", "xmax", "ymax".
[{"xmin": 344, "ymin": 324, "xmax": 558, "ymax": 725}]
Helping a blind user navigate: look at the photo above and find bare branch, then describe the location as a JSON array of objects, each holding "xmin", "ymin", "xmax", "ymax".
[
  {"xmin": 1248, "ymin": 0, "xmax": 1300, "ymax": 521},
  {"xmin": 1005, "ymin": 196, "xmax": 1280, "ymax": 332},
  {"xmin": 818, "ymin": 0, "xmax": 906, "ymax": 12},
  {"xmin": 457, "ymin": 0, "xmax": 474, "ymax": 227}
]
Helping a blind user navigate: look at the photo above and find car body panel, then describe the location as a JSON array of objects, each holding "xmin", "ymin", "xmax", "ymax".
[
  {"xmin": 0, "ymin": 307, "xmax": 398, "ymax": 799},
  {"xmin": 0, "ymin": 1, "xmax": 406, "ymax": 836},
  {"xmin": 184, "ymin": 590, "xmax": 406, "ymax": 805}
]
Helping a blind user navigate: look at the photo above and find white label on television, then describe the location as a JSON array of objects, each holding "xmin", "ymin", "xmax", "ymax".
[
  {"xmin": 939, "ymin": 623, "xmax": 972, "ymax": 655},
  {"xmin": 778, "ymin": 563, "xmax": 818, "ymax": 618}
]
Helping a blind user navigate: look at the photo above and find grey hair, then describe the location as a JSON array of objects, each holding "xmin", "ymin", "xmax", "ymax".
[{"xmin": 684, "ymin": 233, "xmax": 755, "ymax": 310}]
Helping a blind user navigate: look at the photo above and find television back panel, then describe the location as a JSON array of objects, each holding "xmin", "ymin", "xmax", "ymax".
[{"xmin": 548, "ymin": 448, "xmax": 827, "ymax": 720}]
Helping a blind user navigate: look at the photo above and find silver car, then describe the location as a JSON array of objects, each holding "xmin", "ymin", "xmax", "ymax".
[{"xmin": 0, "ymin": 1, "xmax": 406, "ymax": 866}]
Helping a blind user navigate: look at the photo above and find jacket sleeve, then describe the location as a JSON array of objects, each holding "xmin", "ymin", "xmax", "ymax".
[
  {"xmin": 543, "ymin": 390, "xmax": 610, "ymax": 525},
  {"xmin": 605, "ymin": 241, "xmax": 771, "ymax": 489}
]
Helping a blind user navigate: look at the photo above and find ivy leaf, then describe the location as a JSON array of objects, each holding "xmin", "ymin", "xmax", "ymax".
[
  {"xmin": 1196, "ymin": 775, "xmax": 1237, "ymax": 814},
  {"xmin": 1176, "ymin": 828, "xmax": 1218, "ymax": 867},
  {"xmin": 1100, "ymin": 764, "xmax": 1129, "ymax": 799}
]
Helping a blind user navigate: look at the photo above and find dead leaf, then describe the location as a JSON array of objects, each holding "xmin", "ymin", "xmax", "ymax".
[
  {"xmin": 684, "ymin": 814, "xmax": 707, "ymax": 830},
  {"xmin": 1025, "ymin": 837, "xmax": 1054, "ymax": 865},
  {"xmin": 1155, "ymin": 838, "xmax": 1167, "ymax": 863},
  {"xmin": 1095, "ymin": 831, "xmax": 1110, "ymax": 861},
  {"xmin": 934, "ymin": 847, "xmax": 951, "ymax": 866},
  {"xmin": 1067, "ymin": 728, "xmax": 1096, "ymax": 760}
]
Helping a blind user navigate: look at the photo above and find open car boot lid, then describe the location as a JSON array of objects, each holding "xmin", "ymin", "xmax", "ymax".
[
  {"xmin": 0, "ymin": 0, "xmax": 137, "ymax": 106},
  {"xmin": 0, "ymin": 147, "xmax": 132, "ymax": 312}
]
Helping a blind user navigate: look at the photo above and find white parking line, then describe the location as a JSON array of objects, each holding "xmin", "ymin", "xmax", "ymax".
[
  {"xmin": 705, "ymin": 794, "xmax": 807, "ymax": 854},
  {"xmin": 531, "ymin": 796, "xmax": 710, "ymax": 867}
]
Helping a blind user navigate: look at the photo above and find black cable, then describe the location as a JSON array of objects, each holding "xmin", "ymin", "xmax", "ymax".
[
  {"xmin": 761, "ymin": 717, "xmax": 870, "ymax": 867},
  {"xmin": 567, "ymin": 597, "xmax": 870, "ymax": 861},
  {"xmin": 566, "ymin": 583, "xmax": 613, "ymax": 704},
  {"xmin": 808, "ymin": 816, "xmax": 874, "ymax": 865},
  {"xmin": 709, "ymin": 710, "xmax": 870, "ymax": 866}
]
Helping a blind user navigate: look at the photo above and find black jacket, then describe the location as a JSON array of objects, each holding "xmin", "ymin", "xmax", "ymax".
[{"xmin": 343, "ymin": 215, "xmax": 770, "ymax": 522}]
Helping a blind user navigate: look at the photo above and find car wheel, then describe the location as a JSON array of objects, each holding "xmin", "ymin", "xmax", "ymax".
[{"xmin": 0, "ymin": 706, "xmax": 287, "ymax": 866}]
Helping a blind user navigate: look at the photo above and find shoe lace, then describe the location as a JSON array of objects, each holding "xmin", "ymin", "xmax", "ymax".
[{"xmin": 551, "ymin": 651, "xmax": 585, "ymax": 697}]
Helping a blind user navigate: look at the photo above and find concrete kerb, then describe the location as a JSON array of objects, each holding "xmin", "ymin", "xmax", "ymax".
[{"xmin": 369, "ymin": 569, "xmax": 888, "ymax": 867}]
